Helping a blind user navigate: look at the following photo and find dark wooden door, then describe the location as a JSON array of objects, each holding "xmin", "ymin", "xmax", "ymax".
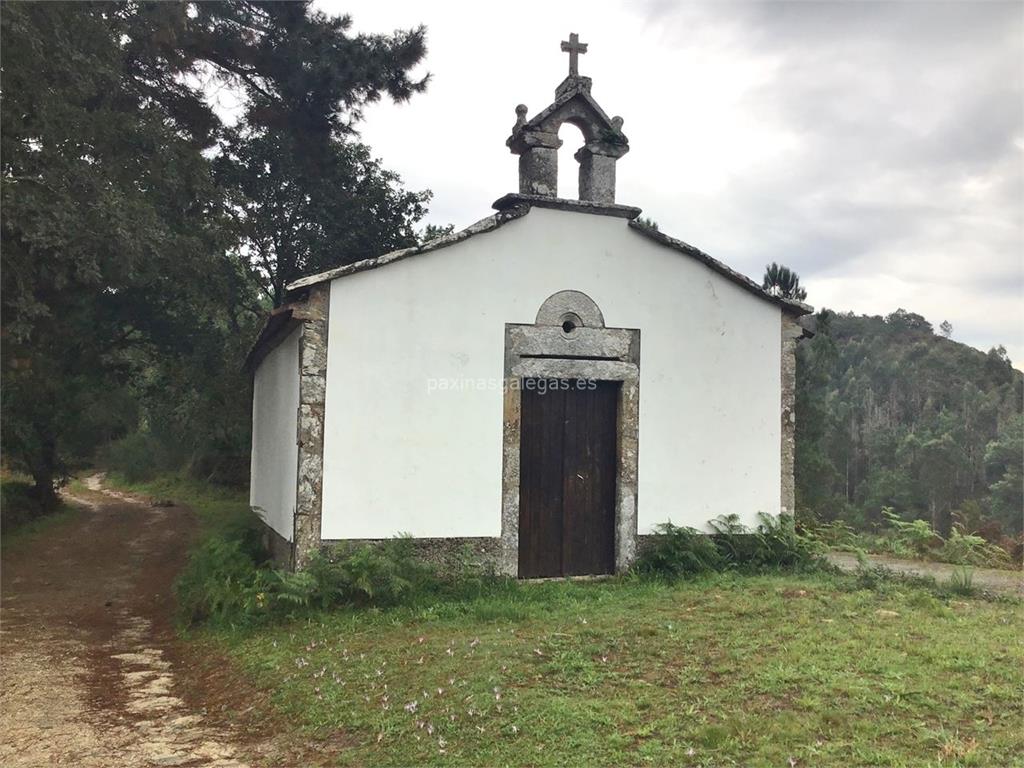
[{"xmin": 519, "ymin": 379, "xmax": 618, "ymax": 578}]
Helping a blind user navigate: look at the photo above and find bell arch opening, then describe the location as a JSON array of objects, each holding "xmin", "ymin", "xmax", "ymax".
[{"xmin": 556, "ymin": 121, "xmax": 586, "ymax": 200}]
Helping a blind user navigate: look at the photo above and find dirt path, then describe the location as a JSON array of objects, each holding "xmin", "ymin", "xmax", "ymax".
[
  {"xmin": 1, "ymin": 475, "xmax": 252, "ymax": 767},
  {"xmin": 828, "ymin": 551, "xmax": 1023, "ymax": 596}
]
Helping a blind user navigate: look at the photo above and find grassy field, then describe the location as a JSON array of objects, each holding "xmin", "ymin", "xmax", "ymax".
[
  {"xmin": 104, "ymin": 474, "xmax": 1024, "ymax": 766},
  {"xmin": 207, "ymin": 573, "xmax": 1021, "ymax": 767}
]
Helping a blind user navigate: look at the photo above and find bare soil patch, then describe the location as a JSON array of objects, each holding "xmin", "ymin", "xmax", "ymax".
[{"xmin": 0, "ymin": 475, "xmax": 325, "ymax": 767}]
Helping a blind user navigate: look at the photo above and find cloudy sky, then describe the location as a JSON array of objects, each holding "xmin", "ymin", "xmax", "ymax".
[{"xmin": 316, "ymin": 0, "xmax": 1023, "ymax": 365}]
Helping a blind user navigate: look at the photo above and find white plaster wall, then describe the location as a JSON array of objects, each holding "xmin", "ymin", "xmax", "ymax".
[
  {"xmin": 250, "ymin": 328, "xmax": 300, "ymax": 541},
  {"xmin": 322, "ymin": 207, "xmax": 781, "ymax": 539}
]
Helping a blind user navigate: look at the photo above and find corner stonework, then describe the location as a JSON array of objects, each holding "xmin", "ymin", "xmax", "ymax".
[
  {"xmin": 293, "ymin": 283, "xmax": 329, "ymax": 569},
  {"xmin": 781, "ymin": 312, "xmax": 802, "ymax": 516}
]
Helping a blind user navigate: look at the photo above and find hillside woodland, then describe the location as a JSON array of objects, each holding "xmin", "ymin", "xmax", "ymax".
[{"xmin": 796, "ymin": 309, "xmax": 1022, "ymax": 561}]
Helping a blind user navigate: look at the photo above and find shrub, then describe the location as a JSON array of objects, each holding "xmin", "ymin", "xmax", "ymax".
[
  {"xmin": 307, "ymin": 537, "xmax": 439, "ymax": 607},
  {"xmin": 100, "ymin": 432, "xmax": 179, "ymax": 483},
  {"xmin": 881, "ymin": 507, "xmax": 939, "ymax": 557},
  {"xmin": 175, "ymin": 534, "xmax": 445, "ymax": 626},
  {"xmin": 636, "ymin": 514, "xmax": 824, "ymax": 578},
  {"xmin": 754, "ymin": 512, "xmax": 824, "ymax": 568},
  {"xmin": 937, "ymin": 529, "xmax": 1010, "ymax": 568},
  {"xmin": 944, "ymin": 566, "xmax": 976, "ymax": 597},
  {"xmin": 635, "ymin": 523, "xmax": 724, "ymax": 577},
  {"xmin": 174, "ymin": 536, "xmax": 263, "ymax": 625},
  {"xmin": 1, "ymin": 476, "xmax": 44, "ymax": 530}
]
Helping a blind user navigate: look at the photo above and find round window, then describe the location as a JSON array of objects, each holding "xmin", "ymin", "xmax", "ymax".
[{"xmin": 559, "ymin": 312, "xmax": 582, "ymax": 336}]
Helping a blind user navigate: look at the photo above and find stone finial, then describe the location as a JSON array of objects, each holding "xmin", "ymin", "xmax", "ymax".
[
  {"xmin": 513, "ymin": 104, "xmax": 528, "ymax": 130},
  {"xmin": 505, "ymin": 36, "xmax": 629, "ymax": 204}
]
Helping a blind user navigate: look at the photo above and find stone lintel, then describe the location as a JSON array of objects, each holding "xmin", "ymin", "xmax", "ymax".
[{"xmin": 492, "ymin": 193, "xmax": 641, "ymax": 220}]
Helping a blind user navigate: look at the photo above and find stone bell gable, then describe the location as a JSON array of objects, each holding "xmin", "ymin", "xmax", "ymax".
[{"xmin": 506, "ymin": 33, "xmax": 629, "ymax": 203}]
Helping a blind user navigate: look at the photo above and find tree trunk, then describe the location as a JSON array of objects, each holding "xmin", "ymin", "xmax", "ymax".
[{"xmin": 29, "ymin": 437, "xmax": 60, "ymax": 511}]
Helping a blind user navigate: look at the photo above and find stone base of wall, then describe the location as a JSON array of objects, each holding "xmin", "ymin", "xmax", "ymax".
[{"xmin": 320, "ymin": 537, "xmax": 503, "ymax": 573}]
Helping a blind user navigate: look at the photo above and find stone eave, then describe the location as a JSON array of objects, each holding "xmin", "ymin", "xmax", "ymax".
[
  {"xmin": 627, "ymin": 221, "xmax": 813, "ymax": 316},
  {"xmin": 244, "ymin": 304, "xmax": 301, "ymax": 373},
  {"xmin": 492, "ymin": 193, "xmax": 641, "ymax": 219},
  {"xmin": 284, "ymin": 204, "xmax": 532, "ymax": 293}
]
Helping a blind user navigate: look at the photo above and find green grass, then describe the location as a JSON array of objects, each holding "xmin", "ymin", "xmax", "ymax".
[
  {"xmin": 205, "ymin": 572, "xmax": 1022, "ymax": 767},
  {"xmin": 102, "ymin": 474, "xmax": 1023, "ymax": 765},
  {"xmin": 1, "ymin": 473, "xmax": 78, "ymax": 549},
  {"xmin": 103, "ymin": 472, "xmax": 249, "ymax": 536}
]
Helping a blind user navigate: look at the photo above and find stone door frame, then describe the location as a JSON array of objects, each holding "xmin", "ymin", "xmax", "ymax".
[{"xmin": 499, "ymin": 290, "xmax": 640, "ymax": 577}]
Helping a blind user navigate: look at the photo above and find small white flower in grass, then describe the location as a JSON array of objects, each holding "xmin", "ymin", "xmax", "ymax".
[
  {"xmin": 470, "ymin": 638, "xmax": 480, "ymax": 647},
  {"xmin": 493, "ymin": 686, "xmax": 502, "ymax": 700},
  {"xmin": 446, "ymin": 647, "xmax": 454, "ymax": 656},
  {"xmin": 600, "ymin": 655, "xmax": 608, "ymax": 663},
  {"xmin": 476, "ymin": 725, "xmax": 486, "ymax": 734},
  {"xmin": 417, "ymin": 636, "xmax": 425, "ymax": 644},
  {"xmin": 510, "ymin": 725, "xmax": 519, "ymax": 735},
  {"xmin": 404, "ymin": 700, "xmax": 418, "ymax": 714},
  {"xmin": 686, "ymin": 747, "xmax": 695, "ymax": 757},
  {"xmin": 416, "ymin": 656, "xmax": 424, "ymax": 665},
  {"xmin": 788, "ymin": 758, "xmax": 797, "ymax": 768},
  {"xmin": 437, "ymin": 688, "xmax": 444, "ymax": 696},
  {"xmin": 427, "ymin": 723, "xmax": 435, "ymax": 736}
]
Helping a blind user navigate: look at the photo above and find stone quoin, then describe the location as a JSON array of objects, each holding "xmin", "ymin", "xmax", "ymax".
[{"xmin": 247, "ymin": 35, "xmax": 812, "ymax": 573}]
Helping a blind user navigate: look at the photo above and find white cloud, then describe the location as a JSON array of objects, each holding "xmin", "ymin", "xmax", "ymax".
[{"xmin": 316, "ymin": 0, "xmax": 1024, "ymax": 366}]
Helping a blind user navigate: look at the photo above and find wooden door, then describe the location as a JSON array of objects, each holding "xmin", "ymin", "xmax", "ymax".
[{"xmin": 519, "ymin": 379, "xmax": 618, "ymax": 578}]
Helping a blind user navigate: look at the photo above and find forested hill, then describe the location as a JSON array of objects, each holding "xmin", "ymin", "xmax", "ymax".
[{"xmin": 795, "ymin": 308, "xmax": 1023, "ymax": 540}]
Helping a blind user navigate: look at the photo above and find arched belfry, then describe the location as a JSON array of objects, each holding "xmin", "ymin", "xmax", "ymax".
[{"xmin": 506, "ymin": 34, "xmax": 629, "ymax": 204}]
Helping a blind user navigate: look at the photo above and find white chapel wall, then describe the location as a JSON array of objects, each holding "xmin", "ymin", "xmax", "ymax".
[
  {"xmin": 321, "ymin": 207, "xmax": 781, "ymax": 540},
  {"xmin": 250, "ymin": 327, "xmax": 300, "ymax": 542}
]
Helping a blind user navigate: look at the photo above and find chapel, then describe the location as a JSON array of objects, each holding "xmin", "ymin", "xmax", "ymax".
[{"xmin": 247, "ymin": 35, "xmax": 811, "ymax": 575}]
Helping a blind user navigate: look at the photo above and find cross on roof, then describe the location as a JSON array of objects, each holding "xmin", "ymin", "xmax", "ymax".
[{"xmin": 560, "ymin": 33, "xmax": 588, "ymax": 77}]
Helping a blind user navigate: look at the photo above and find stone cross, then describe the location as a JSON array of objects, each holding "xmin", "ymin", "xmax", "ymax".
[{"xmin": 560, "ymin": 33, "xmax": 588, "ymax": 77}]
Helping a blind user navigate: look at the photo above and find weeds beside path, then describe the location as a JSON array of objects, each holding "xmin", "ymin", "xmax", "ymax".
[{"xmin": 828, "ymin": 551, "xmax": 1024, "ymax": 596}]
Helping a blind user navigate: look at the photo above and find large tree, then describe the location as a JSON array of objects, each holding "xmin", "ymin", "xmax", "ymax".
[
  {"xmin": 1, "ymin": 2, "xmax": 430, "ymax": 502},
  {"xmin": 216, "ymin": 126, "xmax": 428, "ymax": 307}
]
